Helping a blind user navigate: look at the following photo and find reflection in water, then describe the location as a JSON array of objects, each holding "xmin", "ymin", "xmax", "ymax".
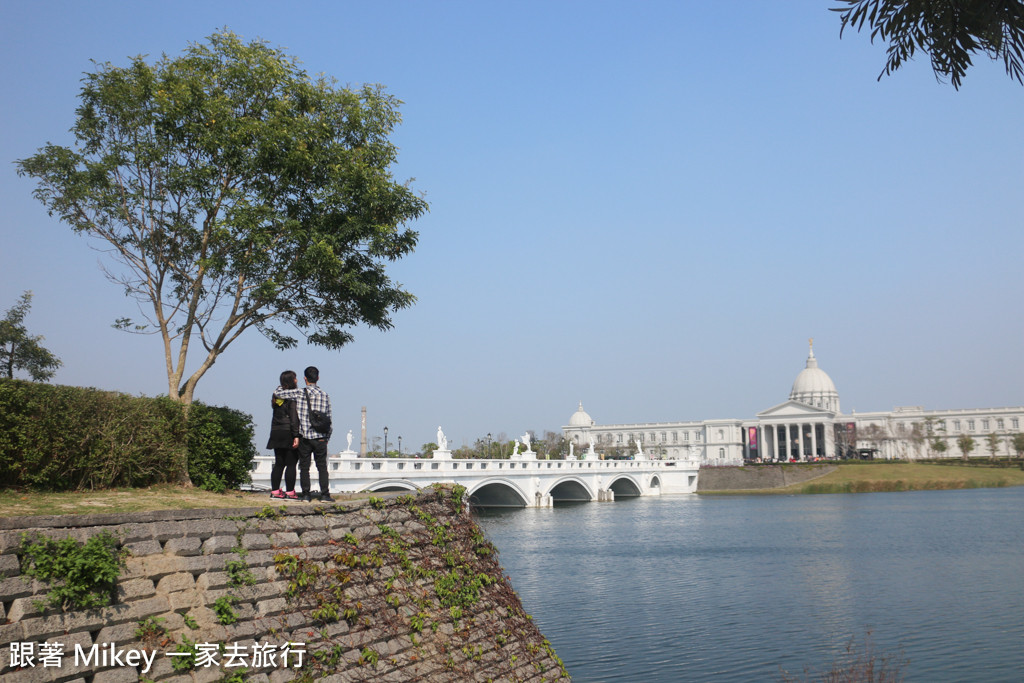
[{"xmin": 475, "ymin": 488, "xmax": 1024, "ymax": 683}]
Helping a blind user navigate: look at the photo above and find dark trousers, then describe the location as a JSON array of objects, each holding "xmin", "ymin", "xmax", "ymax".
[
  {"xmin": 298, "ymin": 437, "xmax": 329, "ymax": 495},
  {"xmin": 270, "ymin": 448, "xmax": 298, "ymax": 492}
]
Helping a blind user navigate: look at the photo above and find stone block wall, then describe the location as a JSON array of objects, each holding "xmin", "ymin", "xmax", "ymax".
[
  {"xmin": 0, "ymin": 487, "xmax": 569, "ymax": 682},
  {"xmin": 696, "ymin": 464, "xmax": 837, "ymax": 491}
]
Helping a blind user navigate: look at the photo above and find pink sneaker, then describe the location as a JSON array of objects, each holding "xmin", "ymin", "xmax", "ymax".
[
  {"xmin": 285, "ymin": 491, "xmax": 299, "ymax": 499},
  {"xmin": 270, "ymin": 490, "xmax": 285, "ymax": 499}
]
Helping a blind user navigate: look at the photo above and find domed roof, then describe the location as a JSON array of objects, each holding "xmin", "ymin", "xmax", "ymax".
[
  {"xmin": 789, "ymin": 341, "xmax": 840, "ymax": 412},
  {"xmin": 568, "ymin": 402, "xmax": 594, "ymax": 428}
]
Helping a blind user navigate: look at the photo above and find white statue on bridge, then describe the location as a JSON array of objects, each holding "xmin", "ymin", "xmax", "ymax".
[
  {"xmin": 586, "ymin": 433, "xmax": 597, "ymax": 459},
  {"xmin": 568, "ymin": 442, "xmax": 575, "ymax": 459},
  {"xmin": 337, "ymin": 429, "xmax": 357, "ymax": 458},
  {"xmin": 513, "ymin": 439, "xmax": 520, "ymax": 457},
  {"xmin": 521, "ymin": 432, "xmax": 532, "ymax": 453},
  {"xmin": 634, "ymin": 438, "xmax": 644, "ymax": 458},
  {"xmin": 437, "ymin": 426, "xmax": 448, "ymax": 451}
]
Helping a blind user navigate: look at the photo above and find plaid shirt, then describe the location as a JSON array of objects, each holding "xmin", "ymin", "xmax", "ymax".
[{"xmin": 273, "ymin": 384, "xmax": 332, "ymax": 440}]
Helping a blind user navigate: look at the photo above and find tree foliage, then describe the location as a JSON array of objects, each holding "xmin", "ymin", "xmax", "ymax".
[
  {"xmin": 833, "ymin": 0, "xmax": 1024, "ymax": 88},
  {"xmin": 1012, "ymin": 433, "xmax": 1024, "ymax": 457},
  {"xmin": 957, "ymin": 433, "xmax": 975, "ymax": 460},
  {"xmin": 985, "ymin": 432, "xmax": 1001, "ymax": 458},
  {"xmin": 17, "ymin": 30, "xmax": 427, "ymax": 404},
  {"xmin": 0, "ymin": 291, "xmax": 62, "ymax": 381}
]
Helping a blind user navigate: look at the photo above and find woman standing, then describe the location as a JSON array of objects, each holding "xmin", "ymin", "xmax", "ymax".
[{"xmin": 267, "ymin": 370, "xmax": 300, "ymax": 499}]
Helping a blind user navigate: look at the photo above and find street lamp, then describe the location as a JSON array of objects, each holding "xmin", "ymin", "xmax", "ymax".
[
  {"xmin": 487, "ymin": 433, "xmax": 492, "ymax": 459},
  {"xmin": 398, "ymin": 436, "xmax": 402, "ymax": 457},
  {"xmin": 383, "ymin": 426, "xmax": 388, "ymax": 458}
]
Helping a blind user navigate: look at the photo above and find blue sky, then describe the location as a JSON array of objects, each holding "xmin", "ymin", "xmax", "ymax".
[{"xmin": 2, "ymin": 1, "xmax": 1022, "ymax": 453}]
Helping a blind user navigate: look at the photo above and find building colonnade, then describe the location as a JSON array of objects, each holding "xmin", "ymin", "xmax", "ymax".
[{"xmin": 747, "ymin": 422, "xmax": 833, "ymax": 461}]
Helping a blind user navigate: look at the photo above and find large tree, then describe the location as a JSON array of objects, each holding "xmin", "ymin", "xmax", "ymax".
[
  {"xmin": 17, "ymin": 31, "xmax": 427, "ymax": 404},
  {"xmin": 0, "ymin": 291, "xmax": 62, "ymax": 381},
  {"xmin": 833, "ymin": 0, "xmax": 1024, "ymax": 88}
]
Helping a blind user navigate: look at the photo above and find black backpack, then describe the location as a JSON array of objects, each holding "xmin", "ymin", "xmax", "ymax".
[{"xmin": 303, "ymin": 389, "xmax": 332, "ymax": 434}]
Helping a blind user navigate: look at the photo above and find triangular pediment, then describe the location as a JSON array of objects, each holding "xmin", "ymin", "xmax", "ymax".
[{"xmin": 757, "ymin": 399, "xmax": 835, "ymax": 419}]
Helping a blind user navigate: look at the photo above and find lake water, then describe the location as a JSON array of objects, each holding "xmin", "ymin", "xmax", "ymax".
[{"xmin": 474, "ymin": 487, "xmax": 1024, "ymax": 682}]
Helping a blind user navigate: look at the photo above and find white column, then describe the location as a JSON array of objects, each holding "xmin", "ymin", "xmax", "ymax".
[
  {"xmin": 772, "ymin": 425, "xmax": 780, "ymax": 461},
  {"xmin": 811, "ymin": 423, "xmax": 818, "ymax": 460}
]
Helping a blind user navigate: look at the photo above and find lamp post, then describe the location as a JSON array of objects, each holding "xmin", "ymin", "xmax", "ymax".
[
  {"xmin": 487, "ymin": 433, "xmax": 492, "ymax": 459},
  {"xmin": 383, "ymin": 426, "xmax": 388, "ymax": 458},
  {"xmin": 398, "ymin": 436, "xmax": 402, "ymax": 457}
]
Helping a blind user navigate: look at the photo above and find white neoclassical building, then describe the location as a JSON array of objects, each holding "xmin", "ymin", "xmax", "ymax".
[{"xmin": 563, "ymin": 342, "xmax": 1023, "ymax": 464}]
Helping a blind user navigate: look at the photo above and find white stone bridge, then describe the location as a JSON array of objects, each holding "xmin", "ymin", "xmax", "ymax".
[{"xmin": 251, "ymin": 455, "xmax": 700, "ymax": 507}]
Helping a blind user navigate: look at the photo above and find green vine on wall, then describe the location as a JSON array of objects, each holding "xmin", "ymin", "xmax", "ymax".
[
  {"xmin": 212, "ymin": 595, "xmax": 238, "ymax": 624},
  {"xmin": 19, "ymin": 531, "xmax": 128, "ymax": 611},
  {"xmin": 170, "ymin": 635, "xmax": 200, "ymax": 672}
]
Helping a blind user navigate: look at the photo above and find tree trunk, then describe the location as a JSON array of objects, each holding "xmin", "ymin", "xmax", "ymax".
[{"xmin": 165, "ymin": 393, "xmax": 194, "ymax": 487}]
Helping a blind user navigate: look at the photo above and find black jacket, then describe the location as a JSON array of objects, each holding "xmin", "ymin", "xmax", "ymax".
[{"xmin": 266, "ymin": 396, "xmax": 300, "ymax": 449}]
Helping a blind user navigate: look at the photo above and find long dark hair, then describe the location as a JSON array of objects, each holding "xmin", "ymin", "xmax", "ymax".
[{"xmin": 280, "ymin": 370, "xmax": 298, "ymax": 390}]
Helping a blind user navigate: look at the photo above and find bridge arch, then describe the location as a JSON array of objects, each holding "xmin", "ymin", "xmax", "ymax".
[
  {"xmin": 608, "ymin": 475, "xmax": 643, "ymax": 498},
  {"xmin": 467, "ymin": 479, "xmax": 531, "ymax": 508},
  {"xmin": 650, "ymin": 475, "xmax": 661, "ymax": 489},
  {"xmin": 544, "ymin": 477, "xmax": 594, "ymax": 503},
  {"xmin": 359, "ymin": 479, "xmax": 420, "ymax": 493}
]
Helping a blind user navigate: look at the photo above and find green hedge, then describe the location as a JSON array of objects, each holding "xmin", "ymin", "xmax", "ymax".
[
  {"xmin": 0, "ymin": 379, "xmax": 254, "ymax": 492},
  {"xmin": 185, "ymin": 401, "xmax": 257, "ymax": 493}
]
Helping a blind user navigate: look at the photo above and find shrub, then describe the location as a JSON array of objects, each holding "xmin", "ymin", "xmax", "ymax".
[
  {"xmin": 0, "ymin": 379, "xmax": 186, "ymax": 490},
  {"xmin": 185, "ymin": 402, "xmax": 256, "ymax": 492},
  {"xmin": 0, "ymin": 378, "xmax": 256, "ymax": 492}
]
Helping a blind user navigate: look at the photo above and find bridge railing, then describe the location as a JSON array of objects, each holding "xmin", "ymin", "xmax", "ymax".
[{"xmin": 329, "ymin": 457, "xmax": 699, "ymax": 474}]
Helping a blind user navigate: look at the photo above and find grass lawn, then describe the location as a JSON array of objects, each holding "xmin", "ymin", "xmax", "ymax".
[
  {"xmin": 781, "ymin": 461, "xmax": 1024, "ymax": 494},
  {"xmin": 0, "ymin": 485, "xmax": 370, "ymax": 518}
]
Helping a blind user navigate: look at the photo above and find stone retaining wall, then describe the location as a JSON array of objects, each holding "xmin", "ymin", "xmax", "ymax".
[
  {"xmin": 696, "ymin": 464, "xmax": 837, "ymax": 491},
  {"xmin": 0, "ymin": 487, "xmax": 569, "ymax": 682}
]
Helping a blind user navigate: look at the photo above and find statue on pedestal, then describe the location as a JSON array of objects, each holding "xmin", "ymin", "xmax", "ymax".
[
  {"xmin": 437, "ymin": 426, "xmax": 448, "ymax": 451},
  {"xmin": 336, "ymin": 428, "xmax": 357, "ymax": 458},
  {"xmin": 521, "ymin": 432, "xmax": 532, "ymax": 453}
]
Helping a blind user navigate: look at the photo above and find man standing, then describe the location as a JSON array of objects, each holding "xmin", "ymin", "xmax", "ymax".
[{"xmin": 275, "ymin": 366, "xmax": 333, "ymax": 502}]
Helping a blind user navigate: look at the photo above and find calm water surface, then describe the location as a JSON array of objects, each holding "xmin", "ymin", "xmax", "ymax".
[{"xmin": 475, "ymin": 487, "xmax": 1024, "ymax": 682}]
